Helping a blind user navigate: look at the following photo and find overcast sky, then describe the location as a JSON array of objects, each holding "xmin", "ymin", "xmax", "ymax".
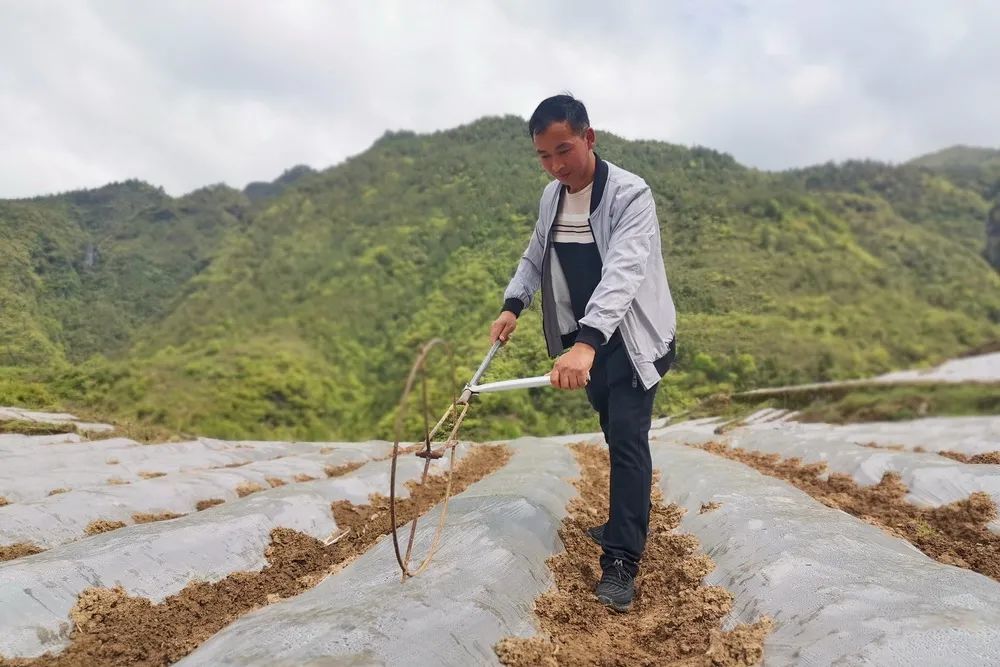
[{"xmin": 2, "ymin": 1, "xmax": 998, "ymax": 198}]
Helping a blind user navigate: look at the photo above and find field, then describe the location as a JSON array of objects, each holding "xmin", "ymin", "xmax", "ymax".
[{"xmin": 2, "ymin": 366, "xmax": 1000, "ymax": 665}]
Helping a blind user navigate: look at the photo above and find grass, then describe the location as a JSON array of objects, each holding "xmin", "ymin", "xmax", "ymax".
[{"xmin": 0, "ymin": 419, "xmax": 77, "ymax": 436}]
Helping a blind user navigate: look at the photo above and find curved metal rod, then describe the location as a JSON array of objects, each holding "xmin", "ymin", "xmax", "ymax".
[{"xmin": 389, "ymin": 338, "xmax": 466, "ymax": 579}]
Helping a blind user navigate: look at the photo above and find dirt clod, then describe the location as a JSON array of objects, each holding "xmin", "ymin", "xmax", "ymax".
[
  {"xmin": 0, "ymin": 543, "xmax": 44, "ymax": 562},
  {"xmin": 293, "ymin": 474, "xmax": 317, "ymax": 483},
  {"xmin": 85, "ymin": 520, "xmax": 126, "ymax": 536},
  {"xmin": 5, "ymin": 444, "xmax": 511, "ymax": 667},
  {"xmin": 195, "ymin": 498, "xmax": 225, "ymax": 511},
  {"xmin": 138, "ymin": 471, "xmax": 166, "ymax": 480},
  {"xmin": 324, "ymin": 461, "xmax": 365, "ymax": 478},
  {"xmin": 939, "ymin": 450, "xmax": 1000, "ymax": 465},
  {"xmin": 0, "ymin": 496, "xmax": 8, "ymax": 507},
  {"xmin": 106, "ymin": 477, "xmax": 130, "ymax": 485},
  {"xmin": 265, "ymin": 477, "xmax": 286, "ymax": 488},
  {"xmin": 495, "ymin": 443, "xmax": 771, "ymax": 666},
  {"xmin": 699, "ymin": 442, "xmax": 1000, "ymax": 583},
  {"xmin": 700, "ymin": 502, "xmax": 722, "ymax": 514},
  {"xmin": 47, "ymin": 488, "xmax": 69, "ymax": 496},
  {"xmin": 132, "ymin": 512, "xmax": 185, "ymax": 524},
  {"xmin": 235, "ymin": 482, "xmax": 264, "ymax": 498}
]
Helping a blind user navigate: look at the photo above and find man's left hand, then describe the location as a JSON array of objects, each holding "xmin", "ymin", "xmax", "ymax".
[{"xmin": 550, "ymin": 343, "xmax": 596, "ymax": 390}]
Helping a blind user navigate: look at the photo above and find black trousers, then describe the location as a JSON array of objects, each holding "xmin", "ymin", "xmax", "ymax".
[{"xmin": 584, "ymin": 332, "xmax": 671, "ymax": 577}]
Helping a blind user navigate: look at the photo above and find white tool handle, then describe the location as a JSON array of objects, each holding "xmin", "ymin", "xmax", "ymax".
[{"xmin": 468, "ymin": 375, "xmax": 552, "ymax": 394}]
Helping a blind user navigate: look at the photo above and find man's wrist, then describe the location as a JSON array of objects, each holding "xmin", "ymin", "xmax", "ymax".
[
  {"xmin": 502, "ymin": 298, "xmax": 524, "ymax": 317},
  {"xmin": 574, "ymin": 326, "xmax": 604, "ymax": 351}
]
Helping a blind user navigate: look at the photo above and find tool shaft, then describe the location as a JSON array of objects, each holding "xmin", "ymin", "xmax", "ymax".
[{"xmin": 469, "ymin": 375, "xmax": 551, "ymax": 393}]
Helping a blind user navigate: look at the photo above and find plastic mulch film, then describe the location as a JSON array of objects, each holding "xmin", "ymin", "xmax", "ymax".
[
  {"xmin": 0, "ymin": 438, "xmax": 362, "ymax": 504},
  {"xmin": 179, "ymin": 437, "xmax": 577, "ymax": 667},
  {"xmin": 0, "ymin": 445, "xmax": 387, "ymax": 550},
  {"xmin": 765, "ymin": 415, "xmax": 1000, "ymax": 456},
  {"xmin": 0, "ymin": 445, "xmax": 464, "ymax": 659},
  {"xmin": 723, "ymin": 425, "xmax": 1000, "ymax": 532},
  {"xmin": 0, "ymin": 432, "xmax": 84, "ymax": 452},
  {"xmin": 653, "ymin": 441, "xmax": 1000, "ymax": 666}
]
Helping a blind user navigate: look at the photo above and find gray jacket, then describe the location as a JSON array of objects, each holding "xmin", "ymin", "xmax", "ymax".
[{"xmin": 503, "ymin": 156, "xmax": 677, "ymax": 390}]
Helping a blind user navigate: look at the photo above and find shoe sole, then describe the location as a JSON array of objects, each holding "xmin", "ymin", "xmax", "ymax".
[{"xmin": 596, "ymin": 594, "xmax": 631, "ymax": 613}]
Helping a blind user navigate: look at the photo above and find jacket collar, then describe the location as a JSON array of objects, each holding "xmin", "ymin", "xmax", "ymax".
[{"xmin": 558, "ymin": 152, "xmax": 608, "ymax": 215}]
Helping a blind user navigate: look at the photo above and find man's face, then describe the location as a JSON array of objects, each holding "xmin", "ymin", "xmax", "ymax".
[{"xmin": 532, "ymin": 121, "xmax": 596, "ymax": 192}]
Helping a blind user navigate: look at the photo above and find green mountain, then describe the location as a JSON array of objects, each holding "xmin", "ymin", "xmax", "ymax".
[{"xmin": 2, "ymin": 117, "xmax": 999, "ymax": 440}]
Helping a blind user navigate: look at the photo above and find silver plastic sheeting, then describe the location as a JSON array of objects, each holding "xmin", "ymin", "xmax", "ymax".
[
  {"xmin": 0, "ymin": 438, "xmax": 336, "ymax": 504},
  {"xmin": 722, "ymin": 425, "xmax": 1000, "ymax": 532},
  {"xmin": 0, "ymin": 445, "xmax": 466, "ymax": 659},
  {"xmin": 0, "ymin": 445, "xmax": 384, "ymax": 550},
  {"xmin": 874, "ymin": 351, "xmax": 1000, "ymax": 383},
  {"xmin": 4, "ymin": 436, "xmax": 138, "ymax": 463},
  {"xmin": 788, "ymin": 415, "xmax": 1000, "ymax": 456},
  {"xmin": 649, "ymin": 416, "xmax": 722, "ymax": 445},
  {"xmin": 0, "ymin": 432, "xmax": 83, "ymax": 452},
  {"xmin": 179, "ymin": 437, "xmax": 578, "ymax": 667},
  {"xmin": 652, "ymin": 441, "xmax": 1000, "ymax": 666}
]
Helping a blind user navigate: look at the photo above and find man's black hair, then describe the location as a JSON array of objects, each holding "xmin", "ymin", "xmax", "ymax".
[{"xmin": 528, "ymin": 94, "xmax": 590, "ymax": 138}]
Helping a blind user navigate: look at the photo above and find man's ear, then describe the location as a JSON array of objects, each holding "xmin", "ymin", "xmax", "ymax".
[{"xmin": 585, "ymin": 127, "xmax": 596, "ymax": 149}]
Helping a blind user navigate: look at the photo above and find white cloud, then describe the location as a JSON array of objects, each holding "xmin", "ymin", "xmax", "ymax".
[{"xmin": 1, "ymin": 0, "xmax": 998, "ymax": 197}]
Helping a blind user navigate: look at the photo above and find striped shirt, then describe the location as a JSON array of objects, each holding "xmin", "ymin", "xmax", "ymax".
[{"xmin": 551, "ymin": 181, "xmax": 594, "ymax": 244}]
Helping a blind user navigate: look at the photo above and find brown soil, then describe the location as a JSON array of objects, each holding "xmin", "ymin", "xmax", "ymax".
[
  {"xmin": 132, "ymin": 512, "xmax": 185, "ymax": 524},
  {"xmin": 325, "ymin": 461, "xmax": 365, "ymax": 477},
  {"xmin": 195, "ymin": 498, "xmax": 225, "ymax": 511},
  {"xmin": 85, "ymin": 520, "xmax": 126, "ymax": 536},
  {"xmin": 861, "ymin": 442, "xmax": 904, "ymax": 451},
  {"xmin": 0, "ymin": 444, "xmax": 511, "ymax": 667},
  {"xmin": 138, "ymin": 472, "xmax": 166, "ymax": 480},
  {"xmin": 265, "ymin": 477, "xmax": 286, "ymax": 488},
  {"xmin": 699, "ymin": 502, "xmax": 721, "ymax": 514},
  {"xmin": 939, "ymin": 450, "xmax": 1000, "ymax": 465},
  {"xmin": 106, "ymin": 477, "xmax": 130, "ymax": 485},
  {"xmin": 329, "ymin": 444, "xmax": 512, "ymax": 554},
  {"xmin": 698, "ymin": 442, "xmax": 1000, "ymax": 582},
  {"xmin": 106, "ymin": 458, "xmax": 119, "ymax": 465},
  {"xmin": 222, "ymin": 462, "xmax": 249, "ymax": 469},
  {"xmin": 293, "ymin": 474, "xmax": 317, "ymax": 483},
  {"xmin": 0, "ymin": 543, "xmax": 44, "ymax": 562},
  {"xmin": 235, "ymin": 482, "xmax": 264, "ymax": 498},
  {"xmin": 0, "ymin": 497, "xmax": 8, "ymax": 507},
  {"xmin": 47, "ymin": 488, "xmax": 69, "ymax": 496},
  {"xmin": 495, "ymin": 443, "xmax": 771, "ymax": 667}
]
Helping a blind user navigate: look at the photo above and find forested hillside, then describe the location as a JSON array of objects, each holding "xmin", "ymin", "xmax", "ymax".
[{"xmin": 2, "ymin": 116, "xmax": 998, "ymax": 440}]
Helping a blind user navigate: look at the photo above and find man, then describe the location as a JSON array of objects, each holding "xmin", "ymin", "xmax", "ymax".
[{"xmin": 489, "ymin": 94, "xmax": 677, "ymax": 612}]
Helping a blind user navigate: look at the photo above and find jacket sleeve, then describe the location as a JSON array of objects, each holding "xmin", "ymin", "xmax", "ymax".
[
  {"xmin": 501, "ymin": 201, "xmax": 547, "ymax": 317},
  {"xmin": 578, "ymin": 186, "xmax": 657, "ymax": 343}
]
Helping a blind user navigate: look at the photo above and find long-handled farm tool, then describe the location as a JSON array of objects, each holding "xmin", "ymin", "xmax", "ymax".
[{"xmin": 388, "ymin": 339, "xmax": 553, "ymax": 578}]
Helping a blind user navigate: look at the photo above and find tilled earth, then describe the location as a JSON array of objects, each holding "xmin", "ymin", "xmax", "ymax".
[{"xmin": 495, "ymin": 443, "xmax": 771, "ymax": 667}]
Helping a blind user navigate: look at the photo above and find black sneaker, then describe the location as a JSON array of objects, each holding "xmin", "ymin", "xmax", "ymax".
[
  {"xmin": 586, "ymin": 523, "xmax": 605, "ymax": 546},
  {"xmin": 595, "ymin": 559, "xmax": 634, "ymax": 612}
]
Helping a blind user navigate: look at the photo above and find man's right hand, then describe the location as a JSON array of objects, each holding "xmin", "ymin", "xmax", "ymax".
[{"xmin": 489, "ymin": 311, "xmax": 518, "ymax": 344}]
